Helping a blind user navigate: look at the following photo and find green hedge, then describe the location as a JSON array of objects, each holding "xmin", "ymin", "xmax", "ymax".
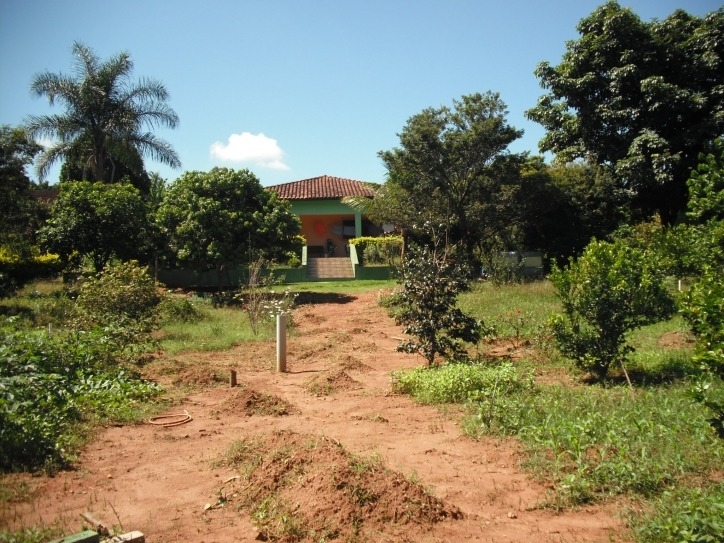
[
  {"xmin": 349, "ymin": 235, "xmax": 402, "ymax": 266},
  {"xmin": 0, "ymin": 248, "xmax": 63, "ymax": 297}
]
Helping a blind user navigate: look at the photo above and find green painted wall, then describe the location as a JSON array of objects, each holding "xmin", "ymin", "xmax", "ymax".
[{"xmin": 289, "ymin": 200, "xmax": 356, "ymax": 215}]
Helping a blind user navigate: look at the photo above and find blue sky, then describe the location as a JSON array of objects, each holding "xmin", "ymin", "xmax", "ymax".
[{"xmin": 1, "ymin": 0, "xmax": 719, "ymax": 187}]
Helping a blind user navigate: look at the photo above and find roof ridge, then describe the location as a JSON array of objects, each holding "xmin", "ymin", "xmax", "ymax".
[{"xmin": 268, "ymin": 175, "xmax": 376, "ymax": 200}]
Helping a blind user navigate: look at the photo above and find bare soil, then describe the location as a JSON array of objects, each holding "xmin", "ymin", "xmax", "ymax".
[{"xmin": 1, "ymin": 291, "xmax": 630, "ymax": 542}]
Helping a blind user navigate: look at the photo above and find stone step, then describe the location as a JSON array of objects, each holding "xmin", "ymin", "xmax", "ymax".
[{"xmin": 306, "ymin": 257, "xmax": 354, "ymax": 279}]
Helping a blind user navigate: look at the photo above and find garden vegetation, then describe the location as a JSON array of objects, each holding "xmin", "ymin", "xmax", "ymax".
[{"xmin": 2, "ymin": 5, "xmax": 723, "ymax": 540}]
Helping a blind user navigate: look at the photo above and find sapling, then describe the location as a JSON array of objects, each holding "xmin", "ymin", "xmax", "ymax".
[{"xmin": 549, "ymin": 239, "xmax": 675, "ymax": 382}]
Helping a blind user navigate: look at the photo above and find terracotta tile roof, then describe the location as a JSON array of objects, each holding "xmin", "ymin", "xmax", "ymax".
[{"xmin": 268, "ymin": 175, "xmax": 377, "ymax": 200}]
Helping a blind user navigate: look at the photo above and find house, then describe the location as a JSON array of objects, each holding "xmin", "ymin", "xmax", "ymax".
[
  {"xmin": 268, "ymin": 175, "xmax": 382, "ymax": 280},
  {"xmin": 268, "ymin": 174, "xmax": 379, "ymax": 256}
]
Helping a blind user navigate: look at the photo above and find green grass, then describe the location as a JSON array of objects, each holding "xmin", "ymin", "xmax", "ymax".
[
  {"xmin": 629, "ymin": 482, "xmax": 724, "ymax": 542},
  {"xmin": 158, "ymin": 279, "xmax": 396, "ymax": 354},
  {"xmin": 0, "ymin": 527, "xmax": 60, "ymax": 543},
  {"xmin": 159, "ymin": 303, "xmax": 264, "ymax": 354},
  {"xmin": 392, "ymin": 279, "xmax": 721, "ymax": 539},
  {"xmin": 459, "ymin": 280, "xmax": 561, "ymax": 340},
  {"xmin": 6, "ymin": 277, "xmax": 719, "ymax": 540},
  {"xmin": 283, "ymin": 279, "xmax": 397, "ymax": 295},
  {"xmin": 466, "ymin": 383, "xmax": 722, "ymax": 504}
]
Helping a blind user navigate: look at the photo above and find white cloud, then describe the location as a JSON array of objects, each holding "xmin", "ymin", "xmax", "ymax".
[{"xmin": 210, "ymin": 132, "xmax": 289, "ymax": 170}]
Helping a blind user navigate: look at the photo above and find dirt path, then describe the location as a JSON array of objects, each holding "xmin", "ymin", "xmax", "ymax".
[{"xmin": 2, "ymin": 291, "xmax": 627, "ymax": 542}]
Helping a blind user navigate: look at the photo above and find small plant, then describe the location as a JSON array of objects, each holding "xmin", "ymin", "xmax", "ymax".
[
  {"xmin": 494, "ymin": 309, "xmax": 531, "ymax": 349},
  {"xmin": 394, "ymin": 243, "xmax": 482, "ymax": 365},
  {"xmin": 391, "ymin": 359, "xmax": 533, "ymax": 405},
  {"xmin": 159, "ymin": 295, "xmax": 202, "ymax": 324},
  {"xmin": 681, "ymin": 267, "xmax": 724, "ymax": 436},
  {"xmin": 630, "ymin": 482, "xmax": 724, "ymax": 542},
  {"xmin": 549, "ymin": 239, "xmax": 676, "ymax": 382},
  {"xmin": 75, "ymin": 260, "xmax": 162, "ymax": 332},
  {"xmin": 0, "ymin": 527, "xmax": 60, "ymax": 543},
  {"xmin": 238, "ymin": 258, "xmax": 297, "ymax": 335}
]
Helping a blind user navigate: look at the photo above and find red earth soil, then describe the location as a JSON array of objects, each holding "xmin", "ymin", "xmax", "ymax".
[{"xmin": 1, "ymin": 290, "xmax": 630, "ymax": 542}]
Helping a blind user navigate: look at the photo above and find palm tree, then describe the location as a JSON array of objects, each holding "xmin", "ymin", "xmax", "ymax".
[{"xmin": 25, "ymin": 41, "xmax": 180, "ymax": 186}]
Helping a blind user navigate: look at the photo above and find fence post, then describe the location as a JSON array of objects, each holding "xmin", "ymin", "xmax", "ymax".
[{"xmin": 276, "ymin": 313, "xmax": 287, "ymax": 372}]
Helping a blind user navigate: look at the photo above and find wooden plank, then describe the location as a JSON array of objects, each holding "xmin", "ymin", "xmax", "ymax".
[{"xmin": 102, "ymin": 531, "xmax": 145, "ymax": 543}]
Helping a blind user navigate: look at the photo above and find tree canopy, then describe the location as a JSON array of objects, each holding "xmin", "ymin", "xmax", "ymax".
[
  {"xmin": 39, "ymin": 181, "xmax": 153, "ymax": 272},
  {"xmin": 519, "ymin": 159, "xmax": 631, "ymax": 262},
  {"xmin": 0, "ymin": 125, "xmax": 45, "ymax": 248},
  {"xmin": 156, "ymin": 168, "xmax": 302, "ymax": 275},
  {"xmin": 378, "ymin": 92, "xmax": 525, "ymax": 264},
  {"xmin": 526, "ymin": 2, "xmax": 724, "ymax": 223},
  {"xmin": 25, "ymin": 41, "xmax": 180, "ymax": 191}
]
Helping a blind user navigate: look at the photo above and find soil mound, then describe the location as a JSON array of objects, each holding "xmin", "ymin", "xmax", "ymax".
[
  {"xmin": 214, "ymin": 388, "xmax": 299, "ymax": 417},
  {"xmin": 214, "ymin": 429, "xmax": 463, "ymax": 541},
  {"xmin": 305, "ymin": 369, "xmax": 361, "ymax": 396}
]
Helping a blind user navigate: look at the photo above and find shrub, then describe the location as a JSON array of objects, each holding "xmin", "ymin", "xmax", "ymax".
[
  {"xmin": 0, "ymin": 322, "xmax": 162, "ymax": 472},
  {"xmin": 394, "ymin": 244, "xmax": 482, "ymax": 365},
  {"xmin": 75, "ymin": 260, "xmax": 161, "ymax": 330},
  {"xmin": 549, "ymin": 239, "xmax": 676, "ymax": 381},
  {"xmin": 159, "ymin": 295, "xmax": 203, "ymax": 324},
  {"xmin": 681, "ymin": 266, "xmax": 724, "ymax": 436},
  {"xmin": 0, "ymin": 246, "xmax": 62, "ymax": 298},
  {"xmin": 391, "ymin": 359, "xmax": 533, "ymax": 405},
  {"xmin": 350, "ymin": 236, "xmax": 403, "ymax": 266}
]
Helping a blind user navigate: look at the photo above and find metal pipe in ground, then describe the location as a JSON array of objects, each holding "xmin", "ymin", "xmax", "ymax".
[{"xmin": 276, "ymin": 313, "xmax": 287, "ymax": 372}]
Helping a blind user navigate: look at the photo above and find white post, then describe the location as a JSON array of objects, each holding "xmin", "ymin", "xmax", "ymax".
[{"xmin": 276, "ymin": 314, "xmax": 287, "ymax": 372}]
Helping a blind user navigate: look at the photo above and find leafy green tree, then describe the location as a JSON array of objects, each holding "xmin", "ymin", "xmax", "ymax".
[
  {"xmin": 676, "ymin": 139, "xmax": 724, "ymax": 436},
  {"xmin": 687, "ymin": 139, "xmax": 724, "ymax": 227},
  {"xmin": 0, "ymin": 125, "xmax": 56, "ymax": 296},
  {"xmin": 39, "ymin": 181, "xmax": 153, "ymax": 273},
  {"xmin": 379, "ymin": 92, "xmax": 526, "ymax": 265},
  {"xmin": 76, "ymin": 260, "xmax": 162, "ymax": 340},
  {"xmin": 395, "ymin": 241, "xmax": 482, "ymax": 366},
  {"xmin": 550, "ymin": 239, "xmax": 676, "ymax": 382},
  {"xmin": 0, "ymin": 125, "xmax": 45, "ymax": 248},
  {"xmin": 519, "ymin": 159, "xmax": 631, "ymax": 263},
  {"xmin": 25, "ymin": 41, "xmax": 180, "ymax": 190},
  {"xmin": 157, "ymin": 168, "xmax": 302, "ymax": 282},
  {"xmin": 527, "ymin": 2, "xmax": 724, "ymax": 223}
]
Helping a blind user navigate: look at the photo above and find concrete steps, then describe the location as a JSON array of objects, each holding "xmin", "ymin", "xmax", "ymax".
[{"xmin": 306, "ymin": 257, "xmax": 355, "ymax": 279}]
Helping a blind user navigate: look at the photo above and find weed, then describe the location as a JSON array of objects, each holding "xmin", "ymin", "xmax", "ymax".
[
  {"xmin": 0, "ymin": 527, "xmax": 59, "ymax": 543},
  {"xmin": 629, "ymin": 482, "xmax": 724, "ymax": 542}
]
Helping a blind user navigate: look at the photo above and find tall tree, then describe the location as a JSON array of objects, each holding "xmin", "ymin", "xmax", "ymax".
[
  {"xmin": 25, "ymin": 41, "xmax": 180, "ymax": 190},
  {"xmin": 0, "ymin": 125, "xmax": 44, "ymax": 249},
  {"xmin": 519, "ymin": 159, "xmax": 631, "ymax": 262},
  {"xmin": 378, "ymin": 92, "xmax": 525, "ymax": 264},
  {"xmin": 526, "ymin": 2, "xmax": 724, "ymax": 223},
  {"xmin": 156, "ymin": 168, "xmax": 302, "ymax": 280},
  {"xmin": 39, "ymin": 181, "xmax": 153, "ymax": 272}
]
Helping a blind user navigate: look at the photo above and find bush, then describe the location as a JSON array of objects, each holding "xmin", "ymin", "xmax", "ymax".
[
  {"xmin": 0, "ymin": 322, "xmax": 161, "ymax": 472},
  {"xmin": 0, "ymin": 246, "xmax": 62, "ymax": 298},
  {"xmin": 681, "ymin": 266, "xmax": 724, "ymax": 436},
  {"xmin": 159, "ymin": 295, "xmax": 203, "ymax": 324},
  {"xmin": 549, "ymin": 239, "xmax": 676, "ymax": 381},
  {"xmin": 391, "ymin": 359, "xmax": 533, "ymax": 405},
  {"xmin": 350, "ymin": 236, "xmax": 403, "ymax": 266},
  {"xmin": 394, "ymin": 244, "xmax": 482, "ymax": 365},
  {"xmin": 76, "ymin": 260, "xmax": 162, "ymax": 330}
]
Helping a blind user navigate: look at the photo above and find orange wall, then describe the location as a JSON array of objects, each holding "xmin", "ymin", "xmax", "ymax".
[{"xmin": 301, "ymin": 214, "xmax": 350, "ymax": 254}]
